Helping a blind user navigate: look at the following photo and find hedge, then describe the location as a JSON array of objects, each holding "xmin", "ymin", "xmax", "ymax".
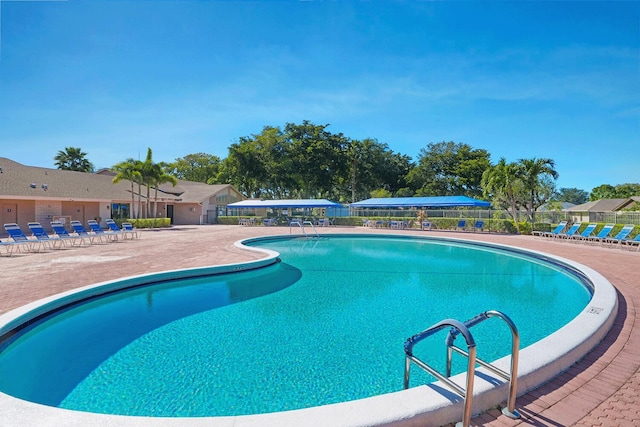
[{"xmin": 117, "ymin": 218, "xmax": 171, "ymax": 228}]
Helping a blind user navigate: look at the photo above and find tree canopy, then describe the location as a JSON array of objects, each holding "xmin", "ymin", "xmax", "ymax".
[
  {"xmin": 91, "ymin": 120, "xmax": 639, "ymax": 223},
  {"xmin": 590, "ymin": 183, "xmax": 640, "ymax": 200},
  {"xmin": 110, "ymin": 149, "xmax": 176, "ymax": 219},
  {"xmin": 481, "ymin": 157, "xmax": 559, "ymax": 232},
  {"xmin": 166, "ymin": 153, "xmax": 221, "ymax": 184},
  {"xmin": 54, "ymin": 147, "xmax": 95, "ymax": 172},
  {"xmin": 554, "ymin": 188, "xmax": 589, "ymax": 205},
  {"xmin": 217, "ymin": 121, "xmax": 409, "ymax": 202},
  {"xmin": 406, "ymin": 141, "xmax": 491, "ymax": 198}
]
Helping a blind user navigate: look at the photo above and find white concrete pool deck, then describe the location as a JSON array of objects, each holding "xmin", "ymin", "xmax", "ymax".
[{"xmin": 0, "ymin": 224, "xmax": 638, "ymax": 426}]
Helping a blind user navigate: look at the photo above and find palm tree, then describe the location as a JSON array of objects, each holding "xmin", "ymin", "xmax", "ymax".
[
  {"xmin": 141, "ymin": 148, "xmax": 157, "ymax": 219},
  {"xmin": 518, "ymin": 158, "xmax": 559, "ymax": 224},
  {"xmin": 139, "ymin": 148, "xmax": 179, "ymax": 219},
  {"xmin": 112, "ymin": 159, "xmax": 142, "ymax": 219},
  {"xmin": 150, "ymin": 162, "xmax": 178, "ymax": 218},
  {"xmin": 54, "ymin": 147, "xmax": 95, "ymax": 172},
  {"xmin": 482, "ymin": 158, "xmax": 524, "ymax": 233}
]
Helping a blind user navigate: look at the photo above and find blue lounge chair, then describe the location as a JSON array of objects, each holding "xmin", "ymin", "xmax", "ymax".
[
  {"xmin": 556, "ymin": 222, "xmax": 582, "ymax": 240},
  {"xmin": 569, "ymin": 223, "xmax": 597, "ymax": 242},
  {"xmin": 50, "ymin": 221, "xmax": 87, "ymax": 246},
  {"xmin": 121, "ymin": 222, "xmax": 139, "ymax": 239},
  {"xmin": 4, "ymin": 223, "xmax": 42, "ymax": 252},
  {"xmin": 0, "ymin": 238, "xmax": 26, "ymax": 256},
  {"xmin": 457, "ymin": 219, "xmax": 467, "ymax": 231},
  {"xmin": 603, "ymin": 225, "xmax": 635, "ymax": 247},
  {"xmin": 586, "ymin": 223, "xmax": 615, "ymax": 245},
  {"xmin": 622, "ymin": 234, "xmax": 640, "ymax": 251},
  {"xmin": 27, "ymin": 222, "xmax": 66, "ymax": 249},
  {"xmin": 532, "ymin": 221, "xmax": 568, "ymax": 238},
  {"xmin": 70, "ymin": 220, "xmax": 105, "ymax": 244},
  {"xmin": 473, "ymin": 220, "xmax": 484, "ymax": 232},
  {"xmin": 88, "ymin": 219, "xmax": 119, "ymax": 242},
  {"xmin": 106, "ymin": 219, "xmax": 132, "ymax": 240}
]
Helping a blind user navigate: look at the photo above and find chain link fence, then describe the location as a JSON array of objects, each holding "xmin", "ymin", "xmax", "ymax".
[{"xmin": 349, "ymin": 208, "xmax": 640, "ymax": 226}]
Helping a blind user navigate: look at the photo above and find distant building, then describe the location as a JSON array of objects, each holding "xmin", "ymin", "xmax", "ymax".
[
  {"xmin": 565, "ymin": 197, "xmax": 640, "ymax": 223},
  {"xmin": 0, "ymin": 158, "xmax": 244, "ymax": 231}
]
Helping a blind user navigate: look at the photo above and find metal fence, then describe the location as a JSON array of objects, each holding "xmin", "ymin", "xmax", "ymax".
[
  {"xmin": 349, "ymin": 208, "xmax": 640, "ymax": 225},
  {"xmin": 537, "ymin": 210, "xmax": 640, "ymax": 226},
  {"xmin": 217, "ymin": 207, "xmax": 640, "ymax": 226}
]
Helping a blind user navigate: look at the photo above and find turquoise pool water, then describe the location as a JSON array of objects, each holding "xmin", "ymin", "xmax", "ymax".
[{"xmin": 0, "ymin": 235, "xmax": 591, "ymax": 417}]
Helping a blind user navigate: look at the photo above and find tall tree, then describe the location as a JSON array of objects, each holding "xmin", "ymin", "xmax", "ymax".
[
  {"xmin": 141, "ymin": 148, "xmax": 159, "ymax": 218},
  {"xmin": 555, "ymin": 188, "xmax": 589, "ymax": 205},
  {"xmin": 148, "ymin": 161, "xmax": 178, "ymax": 218},
  {"xmin": 613, "ymin": 183, "xmax": 640, "ymax": 198},
  {"xmin": 345, "ymin": 138, "xmax": 411, "ymax": 203},
  {"xmin": 284, "ymin": 121, "xmax": 349, "ymax": 199},
  {"xmin": 221, "ymin": 136, "xmax": 269, "ymax": 198},
  {"xmin": 407, "ymin": 141, "xmax": 491, "ymax": 197},
  {"xmin": 112, "ymin": 158, "xmax": 142, "ymax": 219},
  {"xmin": 518, "ymin": 157, "xmax": 559, "ymax": 223},
  {"xmin": 482, "ymin": 158, "xmax": 525, "ymax": 233},
  {"xmin": 167, "ymin": 153, "xmax": 221, "ymax": 183},
  {"xmin": 589, "ymin": 184, "xmax": 617, "ymax": 200},
  {"xmin": 54, "ymin": 147, "xmax": 95, "ymax": 172},
  {"xmin": 250, "ymin": 126, "xmax": 293, "ymax": 199}
]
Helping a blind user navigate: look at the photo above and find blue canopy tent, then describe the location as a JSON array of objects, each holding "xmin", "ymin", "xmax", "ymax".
[
  {"xmin": 227, "ymin": 199, "xmax": 342, "ymax": 209},
  {"xmin": 349, "ymin": 196, "xmax": 491, "ymax": 208}
]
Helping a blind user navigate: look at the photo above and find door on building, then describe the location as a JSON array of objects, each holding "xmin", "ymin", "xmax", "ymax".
[
  {"xmin": 74, "ymin": 205, "xmax": 85, "ymax": 224},
  {"xmin": 167, "ymin": 205, "xmax": 174, "ymax": 224},
  {"xmin": 2, "ymin": 203, "xmax": 17, "ymax": 225}
]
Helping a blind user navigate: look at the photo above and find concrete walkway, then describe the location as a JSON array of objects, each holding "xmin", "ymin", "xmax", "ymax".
[{"xmin": 0, "ymin": 225, "xmax": 638, "ymax": 426}]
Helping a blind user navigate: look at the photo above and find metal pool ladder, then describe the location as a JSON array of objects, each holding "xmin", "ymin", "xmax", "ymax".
[
  {"xmin": 404, "ymin": 310, "xmax": 521, "ymax": 427},
  {"xmin": 288, "ymin": 219, "xmax": 319, "ymax": 237}
]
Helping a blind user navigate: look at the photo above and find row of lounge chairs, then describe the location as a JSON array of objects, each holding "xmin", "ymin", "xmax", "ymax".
[
  {"xmin": 532, "ymin": 221, "xmax": 640, "ymax": 250},
  {"xmin": 362, "ymin": 218, "xmax": 485, "ymax": 232},
  {"xmin": 0, "ymin": 220, "xmax": 139, "ymax": 256}
]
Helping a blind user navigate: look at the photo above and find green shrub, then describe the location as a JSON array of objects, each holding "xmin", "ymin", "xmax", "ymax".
[
  {"xmin": 217, "ymin": 216, "xmax": 242, "ymax": 225},
  {"xmin": 518, "ymin": 221, "xmax": 532, "ymax": 235},
  {"xmin": 332, "ymin": 217, "xmax": 362, "ymax": 226},
  {"xmin": 125, "ymin": 218, "xmax": 171, "ymax": 228}
]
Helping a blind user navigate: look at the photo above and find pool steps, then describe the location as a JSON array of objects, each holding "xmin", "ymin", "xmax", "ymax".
[
  {"xmin": 288, "ymin": 219, "xmax": 319, "ymax": 237},
  {"xmin": 405, "ymin": 310, "xmax": 521, "ymax": 427}
]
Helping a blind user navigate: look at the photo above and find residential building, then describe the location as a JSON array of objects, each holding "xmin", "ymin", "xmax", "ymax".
[{"xmin": 0, "ymin": 158, "xmax": 244, "ymax": 231}]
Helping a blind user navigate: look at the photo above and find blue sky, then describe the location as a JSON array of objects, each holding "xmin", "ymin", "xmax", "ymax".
[{"xmin": 1, "ymin": 1, "xmax": 638, "ymax": 193}]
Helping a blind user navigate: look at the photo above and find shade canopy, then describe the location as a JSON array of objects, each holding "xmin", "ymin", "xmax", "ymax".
[
  {"xmin": 227, "ymin": 199, "xmax": 342, "ymax": 209},
  {"xmin": 350, "ymin": 196, "xmax": 491, "ymax": 208}
]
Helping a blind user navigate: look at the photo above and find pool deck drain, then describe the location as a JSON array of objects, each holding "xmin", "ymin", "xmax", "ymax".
[{"xmin": 0, "ymin": 224, "xmax": 638, "ymax": 426}]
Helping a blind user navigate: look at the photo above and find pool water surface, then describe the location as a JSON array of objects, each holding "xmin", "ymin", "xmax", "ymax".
[{"xmin": 0, "ymin": 235, "xmax": 591, "ymax": 417}]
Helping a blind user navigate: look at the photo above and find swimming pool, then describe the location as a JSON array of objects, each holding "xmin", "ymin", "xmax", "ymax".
[{"xmin": 0, "ymin": 234, "xmax": 618, "ymax": 427}]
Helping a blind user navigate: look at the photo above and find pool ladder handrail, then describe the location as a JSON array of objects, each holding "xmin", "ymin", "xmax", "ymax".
[
  {"xmin": 289, "ymin": 219, "xmax": 319, "ymax": 238},
  {"xmin": 403, "ymin": 310, "xmax": 520, "ymax": 427}
]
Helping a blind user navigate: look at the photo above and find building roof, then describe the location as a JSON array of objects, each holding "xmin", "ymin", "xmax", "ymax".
[
  {"xmin": 567, "ymin": 199, "xmax": 628, "ymax": 212},
  {"xmin": 163, "ymin": 181, "xmax": 237, "ymax": 203},
  {"xmin": 0, "ymin": 158, "xmax": 134, "ymax": 201},
  {"xmin": 614, "ymin": 196, "xmax": 640, "ymax": 210},
  {"xmin": 349, "ymin": 196, "xmax": 491, "ymax": 208},
  {"xmin": 0, "ymin": 158, "xmax": 236, "ymax": 204}
]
